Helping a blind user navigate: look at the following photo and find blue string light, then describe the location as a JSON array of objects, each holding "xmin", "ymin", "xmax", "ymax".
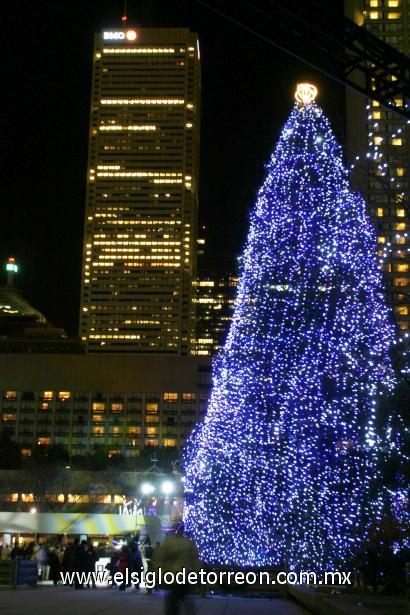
[{"xmin": 183, "ymin": 91, "xmax": 397, "ymax": 571}]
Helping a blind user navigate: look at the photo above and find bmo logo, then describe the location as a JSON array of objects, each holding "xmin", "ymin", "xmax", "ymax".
[{"xmin": 103, "ymin": 30, "xmax": 137, "ymax": 41}]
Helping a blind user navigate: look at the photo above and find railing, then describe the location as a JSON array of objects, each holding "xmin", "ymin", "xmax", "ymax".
[{"xmin": 0, "ymin": 560, "xmax": 38, "ymax": 587}]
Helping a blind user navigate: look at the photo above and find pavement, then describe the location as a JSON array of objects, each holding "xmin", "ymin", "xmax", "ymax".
[{"xmin": 0, "ymin": 585, "xmax": 309, "ymax": 614}]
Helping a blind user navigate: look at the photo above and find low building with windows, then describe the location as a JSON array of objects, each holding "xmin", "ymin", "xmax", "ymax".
[{"xmin": 0, "ymin": 353, "xmax": 211, "ymax": 458}]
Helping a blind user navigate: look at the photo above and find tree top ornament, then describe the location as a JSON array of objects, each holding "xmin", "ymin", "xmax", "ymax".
[{"xmin": 295, "ymin": 82, "xmax": 318, "ymax": 106}]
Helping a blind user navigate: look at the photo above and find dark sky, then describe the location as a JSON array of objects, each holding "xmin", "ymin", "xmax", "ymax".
[{"xmin": 1, "ymin": 0, "xmax": 345, "ymax": 335}]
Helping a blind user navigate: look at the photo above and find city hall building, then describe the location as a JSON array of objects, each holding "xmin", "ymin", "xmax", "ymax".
[{"xmin": 0, "ymin": 353, "xmax": 211, "ymax": 458}]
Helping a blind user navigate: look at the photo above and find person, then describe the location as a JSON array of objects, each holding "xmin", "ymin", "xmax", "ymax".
[
  {"xmin": 0, "ymin": 544, "xmax": 10, "ymax": 560},
  {"xmin": 48, "ymin": 547, "xmax": 61, "ymax": 586},
  {"xmin": 157, "ymin": 528, "xmax": 199, "ymax": 615},
  {"xmin": 35, "ymin": 544, "xmax": 49, "ymax": 581},
  {"xmin": 62, "ymin": 540, "xmax": 77, "ymax": 585},
  {"xmin": 105, "ymin": 551, "xmax": 119, "ymax": 585},
  {"xmin": 74, "ymin": 540, "xmax": 88, "ymax": 589},
  {"xmin": 23, "ymin": 542, "xmax": 35, "ymax": 560},
  {"xmin": 118, "ymin": 544, "xmax": 131, "ymax": 591},
  {"xmin": 130, "ymin": 538, "xmax": 143, "ymax": 590},
  {"xmin": 86, "ymin": 541, "xmax": 98, "ymax": 588},
  {"xmin": 144, "ymin": 539, "xmax": 155, "ymax": 594},
  {"xmin": 10, "ymin": 544, "xmax": 22, "ymax": 560}
]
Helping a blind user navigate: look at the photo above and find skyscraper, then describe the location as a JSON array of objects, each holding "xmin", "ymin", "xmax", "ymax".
[
  {"xmin": 192, "ymin": 256, "xmax": 238, "ymax": 356},
  {"xmin": 345, "ymin": 1, "xmax": 410, "ymax": 331},
  {"xmin": 80, "ymin": 28, "xmax": 200, "ymax": 353}
]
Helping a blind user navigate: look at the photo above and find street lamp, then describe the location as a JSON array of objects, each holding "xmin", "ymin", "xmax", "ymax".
[
  {"xmin": 140, "ymin": 482, "xmax": 154, "ymax": 495},
  {"xmin": 161, "ymin": 480, "xmax": 174, "ymax": 495}
]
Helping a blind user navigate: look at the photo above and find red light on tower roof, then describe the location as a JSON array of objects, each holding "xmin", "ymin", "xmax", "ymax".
[
  {"xmin": 121, "ymin": 15, "xmax": 127, "ymax": 23},
  {"xmin": 8, "ymin": 257, "xmax": 15, "ymax": 263}
]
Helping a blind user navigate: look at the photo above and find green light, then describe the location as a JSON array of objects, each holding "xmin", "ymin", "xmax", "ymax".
[{"xmin": 6, "ymin": 263, "xmax": 18, "ymax": 273}]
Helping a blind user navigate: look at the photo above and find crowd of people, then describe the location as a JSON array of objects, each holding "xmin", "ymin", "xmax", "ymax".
[
  {"xmin": 0, "ymin": 531, "xmax": 200, "ymax": 614},
  {"xmin": 0, "ymin": 535, "xmax": 161, "ymax": 590},
  {"xmin": 0, "ymin": 539, "xmax": 99, "ymax": 585}
]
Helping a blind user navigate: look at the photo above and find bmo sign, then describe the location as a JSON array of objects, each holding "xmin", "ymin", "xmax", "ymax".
[{"xmin": 103, "ymin": 30, "xmax": 137, "ymax": 41}]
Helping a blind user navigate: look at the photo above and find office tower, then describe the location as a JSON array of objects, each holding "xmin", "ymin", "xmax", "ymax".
[
  {"xmin": 192, "ymin": 256, "xmax": 238, "ymax": 356},
  {"xmin": 80, "ymin": 28, "xmax": 200, "ymax": 352},
  {"xmin": 345, "ymin": 1, "xmax": 410, "ymax": 330}
]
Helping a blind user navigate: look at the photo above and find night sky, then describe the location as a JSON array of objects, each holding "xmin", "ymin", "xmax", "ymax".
[{"xmin": 1, "ymin": 0, "xmax": 345, "ymax": 335}]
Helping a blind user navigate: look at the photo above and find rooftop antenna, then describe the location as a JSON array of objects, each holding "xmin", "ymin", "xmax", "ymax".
[{"xmin": 121, "ymin": 0, "xmax": 127, "ymax": 24}]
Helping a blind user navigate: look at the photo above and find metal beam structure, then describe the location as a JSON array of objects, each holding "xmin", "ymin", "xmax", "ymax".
[{"xmin": 198, "ymin": 0, "xmax": 410, "ymax": 119}]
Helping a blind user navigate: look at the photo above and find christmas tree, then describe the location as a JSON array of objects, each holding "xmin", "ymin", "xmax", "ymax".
[{"xmin": 184, "ymin": 84, "xmax": 396, "ymax": 571}]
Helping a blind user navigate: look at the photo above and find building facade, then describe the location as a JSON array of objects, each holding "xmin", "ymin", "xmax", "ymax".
[
  {"xmin": 345, "ymin": 0, "xmax": 410, "ymax": 330},
  {"xmin": 192, "ymin": 256, "xmax": 238, "ymax": 356},
  {"xmin": 0, "ymin": 354, "xmax": 211, "ymax": 458},
  {"xmin": 80, "ymin": 28, "xmax": 200, "ymax": 353}
]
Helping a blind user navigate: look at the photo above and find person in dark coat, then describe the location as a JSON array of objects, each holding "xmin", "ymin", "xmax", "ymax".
[
  {"xmin": 105, "ymin": 551, "xmax": 119, "ymax": 585},
  {"xmin": 86, "ymin": 542, "xmax": 98, "ymax": 588},
  {"xmin": 144, "ymin": 539, "xmax": 155, "ymax": 594},
  {"xmin": 74, "ymin": 540, "xmax": 88, "ymax": 589},
  {"xmin": 48, "ymin": 548, "xmax": 61, "ymax": 586},
  {"xmin": 62, "ymin": 540, "xmax": 77, "ymax": 586}
]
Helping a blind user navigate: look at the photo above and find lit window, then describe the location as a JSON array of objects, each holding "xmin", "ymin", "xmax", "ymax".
[
  {"xmin": 92, "ymin": 415, "xmax": 104, "ymax": 423},
  {"xmin": 396, "ymin": 168, "xmax": 404, "ymax": 176},
  {"xmin": 163, "ymin": 438, "xmax": 177, "ymax": 447},
  {"xmin": 387, "ymin": 11, "xmax": 401, "ymax": 19},
  {"xmin": 395, "ymin": 223, "xmax": 406, "ymax": 231},
  {"xmin": 374, "ymin": 136, "xmax": 383, "ymax": 145},
  {"xmin": 43, "ymin": 391, "xmax": 53, "ymax": 400},
  {"xmin": 394, "ymin": 278, "xmax": 410, "ymax": 286},
  {"xmin": 144, "ymin": 439, "xmax": 158, "ymax": 447},
  {"xmin": 396, "ymin": 264, "xmax": 409, "ymax": 272},
  {"xmin": 392, "ymin": 138, "xmax": 402, "ymax": 146},
  {"xmin": 183, "ymin": 393, "xmax": 196, "ymax": 401},
  {"xmin": 37, "ymin": 438, "xmax": 50, "ymax": 446},
  {"xmin": 93, "ymin": 426, "xmax": 105, "ymax": 435},
  {"xmin": 111, "ymin": 403, "xmax": 123, "ymax": 413},
  {"xmin": 372, "ymin": 100, "xmax": 380, "ymax": 107},
  {"xmin": 369, "ymin": 11, "xmax": 380, "ymax": 18},
  {"xmin": 41, "ymin": 403, "xmax": 49, "ymax": 410},
  {"xmin": 127, "ymin": 426, "xmax": 141, "ymax": 435},
  {"xmin": 4, "ymin": 391, "xmax": 16, "ymax": 400},
  {"xmin": 378, "ymin": 236, "xmax": 386, "ymax": 244},
  {"xmin": 21, "ymin": 493, "xmax": 34, "ymax": 502},
  {"xmin": 92, "ymin": 402, "xmax": 105, "ymax": 412},
  {"xmin": 21, "ymin": 449, "xmax": 32, "ymax": 457},
  {"xmin": 145, "ymin": 415, "xmax": 159, "ymax": 424},
  {"xmin": 59, "ymin": 392, "xmax": 71, "ymax": 400},
  {"xmin": 2, "ymin": 413, "xmax": 15, "ymax": 422},
  {"xmin": 146, "ymin": 426, "xmax": 158, "ymax": 436},
  {"xmin": 146, "ymin": 403, "xmax": 158, "ymax": 413},
  {"xmin": 396, "ymin": 306, "xmax": 408, "ymax": 315},
  {"xmin": 163, "ymin": 393, "xmax": 178, "ymax": 402},
  {"xmin": 369, "ymin": 0, "xmax": 379, "ymax": 6},
  {"xmin": 373, "ymin": 111, "xmax": 381, "ymax": 120},
  {"xmin": 397, "ymin": 208, "xmax": 405, "ymax": 217},
  {"xmin": 377, "ymin": 208, "xmax": 384, "ymax": 217},
  {"xmin": 387, "ymin": 0, "xmax": 399, "ymax": 5},
  {"xmin": 396, "ymin": 236, "xmax": 406, "ymax": 244}
]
